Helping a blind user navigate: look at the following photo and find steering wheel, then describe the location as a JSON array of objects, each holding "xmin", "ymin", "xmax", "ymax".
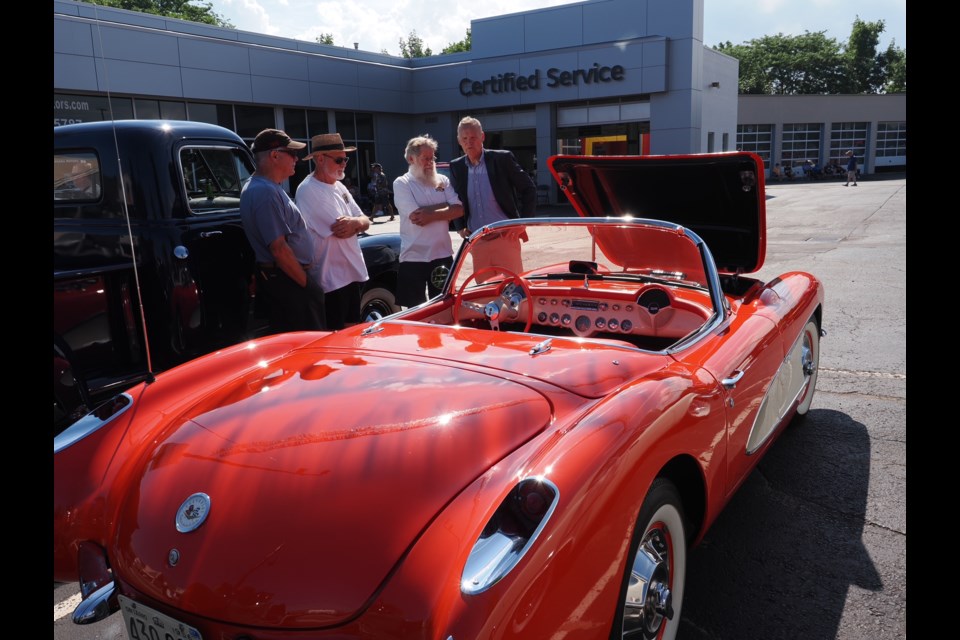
[{"xmin": 452, "ymin": 266, "xmax": 532, "ymax": 332}]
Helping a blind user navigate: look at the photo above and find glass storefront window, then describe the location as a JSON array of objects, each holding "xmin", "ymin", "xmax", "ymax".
[
  {"xmin": 235, "ymin": 105, "xmax": 276, "ymax": 140},
  {"xmin": 354, "ymin": 112, "xmax": 374, "ymax": 140},
  {"xmin": 556, "ymin": 122, "xmax": 646, "ymax": 157},
  {"xmin": 876, "ymin": 122, "xmax": 906, "ymax": 157},
  {"xmin": 308, "ymin": 110, "xmax": 329, "ymax": 138},
  {"xmin": 737, "ymin": 124, "xmax": 773, "ymax": 167},
  {"xmin": 874, "ymin": 121, "xmax": 905, "ymax": 169},
  {"xmin": 188, "ymin": 102, "xmax": 220, "ymax": 125},
  {"xmin": 160, "ymin": 100, "xmax": 187, "ymax": 120},
  {"xmin": 54, "ymin": 94, "xmax": 133, "ymax": 126},
  {"xmin": 335, "ymin": 111, "xmax": 357, "ymax": 140},
  {"xmin": 134, "ymin": 98, "xmax": 161, "ymax": 119},
  {"xmin": 283, "ymin": 108, "xmax": 308, "ymax": 139},
  {"xmin": 215, "ymin": 105, "xmax": 235, "ymax": 131},
  {"xmin": 781, "ymin": 123, "xmax": 822, "ymax": 169},
  {"xmin": 829, "ymin": 122, "xmax": 868, "ymax": 163}
]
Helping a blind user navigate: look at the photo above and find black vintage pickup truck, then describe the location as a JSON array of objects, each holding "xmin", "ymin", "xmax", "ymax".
[{"xmin": 54, "ymin": 120, "xmax": 400, "ymax": 433}]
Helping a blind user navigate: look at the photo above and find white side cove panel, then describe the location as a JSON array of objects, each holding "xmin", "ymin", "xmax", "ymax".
[{"xmin": 745, "ymin": 329, "xmax": 806, "ymax": 454}]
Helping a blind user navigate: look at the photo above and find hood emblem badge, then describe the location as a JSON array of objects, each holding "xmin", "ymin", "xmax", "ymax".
[{"xmin": 175, "ymin": 492, "xmax": 211, "ymax": 533}]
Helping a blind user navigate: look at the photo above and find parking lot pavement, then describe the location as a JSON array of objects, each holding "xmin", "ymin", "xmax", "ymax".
[{"xmin": 681, "ymin": 175, "xmax": 907, "ymax": 639}]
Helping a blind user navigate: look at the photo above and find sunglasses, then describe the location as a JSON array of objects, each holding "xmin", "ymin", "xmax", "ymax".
[
  {"xmin": 273, "ymin": 148, "xmax": 299, "ymax": 158},
  {"xmin": 325, "ymin": 156, "xmax": 349, "ymax": 165}
]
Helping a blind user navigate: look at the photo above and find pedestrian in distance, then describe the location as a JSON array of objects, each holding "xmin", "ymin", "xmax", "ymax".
[
  {"xmin": 844, "ymin": 150, "xmax": 858, "ymax": 186},
  {"xmin": 771, "ymin": 163, "xmax": 783, "ymax": 181},
  {"xmin": 368, "ymin": 163, "xmax": 396, "ymax": 221}
]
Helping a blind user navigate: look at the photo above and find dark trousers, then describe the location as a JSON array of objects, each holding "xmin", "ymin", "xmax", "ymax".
[
  {"xmin": 398, "ymin": 256, "xmax": 453, "ymax": 307},
  {"xmin": 257, "ymin": 268, "xmax": 326, "ymax": 333},
  {"xmin": 324, "ymin": 281, "xmax": 362, "ymax": 330}
]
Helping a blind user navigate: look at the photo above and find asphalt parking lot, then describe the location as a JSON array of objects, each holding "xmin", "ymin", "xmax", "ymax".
[
  {"xmin": 678, "ymin": 175, "xmax": 907, "ymax": 639},
  {"xmin": 54, "ymin": 174, "xmax": 906, "ymax": 640}
]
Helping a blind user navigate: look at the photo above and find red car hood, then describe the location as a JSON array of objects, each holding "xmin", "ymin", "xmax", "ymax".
[
  {"xmin": 113, "ymin": 326, "xmax": 660, "ymax": 628},
  {"xmin": 547, "ymin": 152, "xmax": 767, "ymax": 274}
]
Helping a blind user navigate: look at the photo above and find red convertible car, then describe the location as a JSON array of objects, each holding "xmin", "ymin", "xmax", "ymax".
[{"xmin": 54, "ymin": 152, "xmax": 824, "ymax": 640}]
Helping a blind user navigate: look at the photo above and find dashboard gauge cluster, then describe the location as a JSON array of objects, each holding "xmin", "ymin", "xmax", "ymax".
[{"xmin": 534, "ymin": 295, "xmax": 645, "ymax": 336}]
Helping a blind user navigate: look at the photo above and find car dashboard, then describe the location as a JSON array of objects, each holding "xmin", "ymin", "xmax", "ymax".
[{"xmin": 448, "ymin": 275, "xmax": 714, "ymax": 351}]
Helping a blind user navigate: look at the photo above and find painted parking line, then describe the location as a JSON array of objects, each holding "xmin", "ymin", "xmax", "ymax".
[{"xmin": 54, "ymin": 591, "xmax": 81, "ymax": 621}]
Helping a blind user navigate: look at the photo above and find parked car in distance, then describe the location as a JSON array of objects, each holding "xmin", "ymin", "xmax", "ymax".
[
  {"xmin": 54, "ymin": 151, "xmax": 823, "ymax": 640},
  {"xmin": 54, "ymin": 120, "xmax": 400, "ymax": 434}
]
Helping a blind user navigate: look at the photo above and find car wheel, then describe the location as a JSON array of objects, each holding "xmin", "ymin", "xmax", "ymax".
[
  {"xmin": 611, "ymin": 478, "xmax": 687, "ymax": 640},
  {"xmin": 795, "ymin": 318, "xmax": 820, "ymax": 416},
  {"xmin": 360, "ymin": 286, "xmax": 399, "ymax": 322}
]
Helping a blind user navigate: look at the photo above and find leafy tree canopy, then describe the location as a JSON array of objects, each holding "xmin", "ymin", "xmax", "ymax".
[
  {"xmin": 316, "ymin": 33, "xmax": 334, "ymax": 45},
  {"xmin": 441, "ymin": 29, "xmax": 472, "ymax": 54},
  {"xmin": 399, "ymin": 30, "xmax": 432, "ymax": 58},
  {"xmin": 713, "ymin": 17, "xmax": 905, "ymax": 94},
  {"xmin": 82, "ymin": 0, "xmax": 233, "ymax": 28}
]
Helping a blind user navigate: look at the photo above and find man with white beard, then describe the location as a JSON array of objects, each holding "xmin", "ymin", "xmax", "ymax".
[{"xmin": 392, "ymin": 135, "xmax": 464, "ymax": 308}]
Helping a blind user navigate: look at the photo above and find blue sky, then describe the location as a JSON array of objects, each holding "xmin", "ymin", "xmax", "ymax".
[{"xmin": 212, "ymin": 0, "xmax": 906, "ymax": 57}]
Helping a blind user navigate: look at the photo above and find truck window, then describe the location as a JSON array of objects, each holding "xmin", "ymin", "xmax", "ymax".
[
  {"xmin": 180, "ymin": 145, "xmax": 254, "ymax": 214},
  {"xmin": 54, "ymin": 152, "xmax": 102, "ymax": 202}
]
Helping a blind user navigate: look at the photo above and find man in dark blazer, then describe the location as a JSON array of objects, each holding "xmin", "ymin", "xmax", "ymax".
[{"xmin": 449, "ymin": 116, "xmax": 537, "ymax": 278}]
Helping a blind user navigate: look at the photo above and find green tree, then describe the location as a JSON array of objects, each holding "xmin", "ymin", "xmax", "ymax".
[
  {"xmin": 442, "ymin": 28, "xmax": 472, "ymax": 54},
  {"xmin": 82, "ymin": 0, "xmax": 233, "ymax": 28},
  {"xmin": 714, "ymin": 18, "xmax": 906, "ymax": 95},
  {"xmin": 882, "ymin": 42, "xmax": 906, "ymax": 92},
  {"xmin": 399, "ymin": 30, "xmax": 432, "ymax": 58},
  {"xmin": 716, "ymin": 32, "xmax": 846, "ymax": 94},
  {"xmin": 844, "ymin": 17, "xmax": 886, "ymax": 93},
  {"xmin": 315, "ymin": 33, "xmax": 335, "ymax": 45}
]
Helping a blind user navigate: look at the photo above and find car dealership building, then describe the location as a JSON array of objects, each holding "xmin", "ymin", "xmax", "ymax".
[{"xmin": 54, "ymin": 0, "xmax": 905, "ymax": 200}]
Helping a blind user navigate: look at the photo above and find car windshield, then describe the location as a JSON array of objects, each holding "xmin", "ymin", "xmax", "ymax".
[{"xmin": 449, "ymin": 218, "xmax": 711, "ymax": 293}]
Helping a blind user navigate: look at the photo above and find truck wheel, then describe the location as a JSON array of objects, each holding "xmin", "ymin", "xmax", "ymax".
[{"xmin": 360, "ymin": 287, "xmax": 399, "ymax": 322}]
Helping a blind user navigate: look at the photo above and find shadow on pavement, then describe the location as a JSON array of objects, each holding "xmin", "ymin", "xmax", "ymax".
[{"xmin": 679, "ymin": 408, "xmax": 880, "ymax": 639}]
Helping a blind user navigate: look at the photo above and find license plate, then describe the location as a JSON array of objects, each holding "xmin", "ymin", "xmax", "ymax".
[{"xmin": 118, "ymin": 595, "xmax": 203, "ymax": 640}]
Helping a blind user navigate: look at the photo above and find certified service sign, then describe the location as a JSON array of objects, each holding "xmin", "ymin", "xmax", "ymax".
[{"xmin": 175, "ymin": 492, "xmax": 211, "ymax": 533}]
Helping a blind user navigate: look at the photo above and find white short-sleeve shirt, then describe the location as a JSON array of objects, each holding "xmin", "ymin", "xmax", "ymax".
[
  {"xmin": 295, "ymin": 176, "xmax": 369, "ymax": 293},
  {"xmin": 392, "ymin": 172, "xmax": 462, "ymax": 263}
]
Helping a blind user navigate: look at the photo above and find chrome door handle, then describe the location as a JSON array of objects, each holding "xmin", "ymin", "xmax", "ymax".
[
  {"xmin": 200, "ymin": 230, "xmax": 222, "ymax": 238},
  {"xmin": 721, "ymin": 370, "xmax": 745, "ymax": 389}
]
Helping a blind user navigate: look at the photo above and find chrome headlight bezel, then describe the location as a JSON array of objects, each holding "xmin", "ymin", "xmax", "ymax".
[
  {"xmin": 461, "ymin": 476, "xmax": 559, "ymax": 595},
  {"xmin": 54, "ymin": 393, "xmax": 133, "ymax": 454}
]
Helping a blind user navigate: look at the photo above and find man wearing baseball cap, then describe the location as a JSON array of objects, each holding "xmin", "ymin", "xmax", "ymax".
[
  {"xmin": 843, "ymin": 150, "xmax": 859, "ymax": 187},
  {"xmin": 240, "ymin": 128, "xmax": 326, "ymax": 332}
]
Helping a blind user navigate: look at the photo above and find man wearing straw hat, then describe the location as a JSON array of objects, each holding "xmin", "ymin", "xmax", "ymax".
[{"xmin": 296, "ymin": 133, "xmax": 371, "ymax": 330}]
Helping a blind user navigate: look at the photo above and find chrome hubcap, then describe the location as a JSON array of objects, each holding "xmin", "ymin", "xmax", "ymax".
[
  {"xmin": 622, "ymin": 527, "xmax": 673, "ymax": 638},
  {"xmin": 801, "ymin": 332, "xmax": 816, "ymax": 377}
]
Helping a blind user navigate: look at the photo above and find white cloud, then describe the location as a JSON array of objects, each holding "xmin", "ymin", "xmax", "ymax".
[{"xmin": 215, "ymin": 0, "xmax": 905, "ymax": 54}]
